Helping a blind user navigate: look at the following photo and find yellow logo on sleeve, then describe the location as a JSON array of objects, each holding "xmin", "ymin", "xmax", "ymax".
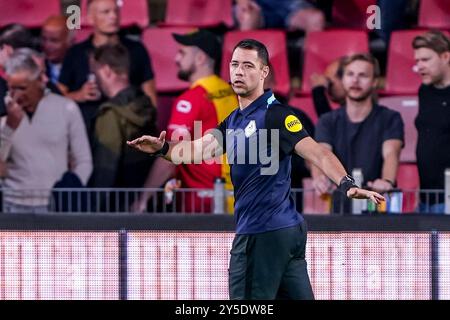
[{"xmin": 284, "ymin": 115, "xmax": 303, "ymax": 132}]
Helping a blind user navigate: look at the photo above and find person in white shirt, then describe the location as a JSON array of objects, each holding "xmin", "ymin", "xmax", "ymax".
[{"xmin": 1, "ymin": 50, "xmax": 92, "ymax": 213}]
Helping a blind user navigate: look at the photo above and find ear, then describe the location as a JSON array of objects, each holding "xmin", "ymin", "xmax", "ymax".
[
  {"xmin": 261, "ymin": 65, "xmax": 269, "ymax": 80},
  {"xmin": 40, "ymin": 72, "xmax": 49, "ymax": 87},
  {"xmin": 441, "ymin": 51, "xmax": 450, "ymax": 65},
  {"xmin": 195, "ymin": 50, "xmax": 207, "ymax": 66},
  {"xmin": 372, "ymin": 77, "xmax": 379, "ymax": 90}
]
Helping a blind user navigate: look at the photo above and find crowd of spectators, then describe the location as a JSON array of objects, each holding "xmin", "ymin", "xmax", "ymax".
[{"xmin": 0, "ymin": 0, "xmax": 448, "ymax": 214}]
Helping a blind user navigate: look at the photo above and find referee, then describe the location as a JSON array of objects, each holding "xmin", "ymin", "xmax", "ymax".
[{"xmin": 128, "ymin": 39, "xmax": 384, "ymax": 300}]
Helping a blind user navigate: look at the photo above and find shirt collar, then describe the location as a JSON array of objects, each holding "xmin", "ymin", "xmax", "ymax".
[{"xmin": 240, "ymin": 89, "xmax": 276, "ymax": 117}]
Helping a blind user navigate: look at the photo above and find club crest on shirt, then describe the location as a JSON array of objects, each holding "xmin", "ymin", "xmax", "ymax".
[
  {"xmin": 284, "ymin": 115, "xmax": 302, "ymax": 132},
  {"xmin": 176, "ymin": 100, "xmax": 192, "ymax": 113},
  {"xmin": 244, "ymin": 120, "xmax": 257, "ymax": 137}
]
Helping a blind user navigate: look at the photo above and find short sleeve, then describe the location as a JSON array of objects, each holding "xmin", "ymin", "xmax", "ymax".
[
  {"xmin": 265, "ymin": 104, "xmax": 309, "ymax": 156},
  {"xmin": 124, "ymin": 38, "xmax": 154, "ymax": 87},
  {"xmin": 136, "ymin": 42, "xmax": 154, "ymax": 81},
  {"xmin": 382, "ymin": 111, "xmax": 404, "ymax": 145},
  {"xmin": 315, "ymin": 113, "xmax": 334, "ymax": 146}
]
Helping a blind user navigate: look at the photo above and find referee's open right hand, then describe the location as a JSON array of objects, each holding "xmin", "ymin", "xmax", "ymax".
[{"xmin": 127, "ymin": 131, "xmax": 166, "ymax": 154}]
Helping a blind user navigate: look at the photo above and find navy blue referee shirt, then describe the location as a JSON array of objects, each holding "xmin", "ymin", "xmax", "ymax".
[{"xmin": 215, "ymin": 90, "xmax": 309, "ymax": 235}]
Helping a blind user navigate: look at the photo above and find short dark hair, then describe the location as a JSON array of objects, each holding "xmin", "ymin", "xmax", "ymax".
[
  {"xmin": 92, "ymin": 44, "xmax": 129, "ymax": 75},
  {"xmin": 339, "ymin": 53, "xmax": 380, "ymax": 78},
  {"xmin": 0, "ymin": 24, "xmax": 34, "ymax": 49},
  {"xmin": 232, "ymin": 39, "xmax": 269, "ymax": 66},
  {"xmin": 412, "ymin": 30, "xmax": 450, "ymax": 55}
]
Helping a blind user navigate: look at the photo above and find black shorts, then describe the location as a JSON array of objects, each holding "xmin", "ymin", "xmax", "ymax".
[{"xmin": 228, "ymin": 221, "xmax": 314, "ymax": 300}]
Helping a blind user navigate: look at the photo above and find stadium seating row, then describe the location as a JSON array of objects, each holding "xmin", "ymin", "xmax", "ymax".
[
  {"xmin": 1, "ymin": 0, "xmax": 449, "ymax": 30},
  {"xmin": 141, "ymin": 28, "xmax": 425, "ymax": 96}
]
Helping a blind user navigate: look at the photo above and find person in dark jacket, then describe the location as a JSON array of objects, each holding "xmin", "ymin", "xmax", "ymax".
[{"xmin": 89, "ymin": 44, "xmax": 158, "ymax": 211}]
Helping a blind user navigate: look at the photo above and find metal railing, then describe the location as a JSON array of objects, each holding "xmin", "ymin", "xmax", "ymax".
[{"xmin": 0, "ymin": 186, "xmax": 447, "ymax": 215}]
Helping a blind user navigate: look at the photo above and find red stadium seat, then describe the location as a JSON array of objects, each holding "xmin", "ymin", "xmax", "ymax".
[
  {"xmin": 301, "ymin": 30, "xmax": 369, "ymax": 94},
  {"xmin": 396, "ymin": 163, "xmax": 419, "ymax": 213},
  {"xmin": 379, "ymin": 96, "xmax": 418, "ymax": 163},
  {"xmin": 383, "ymin": 30, "xmax": 425, "ymax": 95},
  {"xmin": 418, "ymin": 0, "xmax": 450, "ymax": 29},
  {"xmin": 142, "ymin": 27, "xmax": 192, "ymax": 93},
  {"xmin": 0, "ymin": 0, "xmax": 60, "ymax": 28},
  {"xmin": 164, "ymin": 0, "xmax": 233, "ymax": 28},
  {"xmin": 221, "ymin": 30, "xmax": 290, "ymax": 97},
  {"xmin": 289, "ymin": 96, "xmax": 340, "ymax": 124},
  {"xmin": 289, "ymin": 96, "xmax": 319, "ymax": 124},
  {"xmin": 81, "ymin": 0, "xmax": 150, "ymax": 28},
  {"xmin": 302, "ymin": 178, "xmax": 331, "ymax": 214},
  {"xmin": 332, "ymin": 0, "xmax": 376, "ymax": 29}
]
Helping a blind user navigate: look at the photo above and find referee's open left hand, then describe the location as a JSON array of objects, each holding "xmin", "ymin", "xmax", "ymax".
[
  {"xmin": 127, "ymin": 131, "xmax": 166, "ymax": 154},
  {"xmin": 347, "ymin": 187, "xmax": 385, "ymax": 205}
]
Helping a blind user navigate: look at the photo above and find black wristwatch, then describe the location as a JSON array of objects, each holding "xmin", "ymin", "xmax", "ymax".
[
  {"xmin": 338, "ymin": 174, "xmax": 359, "ymax": 195},
  {"xmin": 153, "ymin": 141, "xmax": 169, "ymax": 157}
]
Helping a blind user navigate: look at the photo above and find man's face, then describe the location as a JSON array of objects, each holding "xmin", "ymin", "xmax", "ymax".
[
  {"xmin": 89, "ymin": 0, "xmax": 120, "ymax": 35},
  {"xmin": 414, "ymin": 47, "xmax": 450, "ymax": 86},
  {"xmin": 41, "ymin": 25, "xmax": 70, "ymax": 63},
  {"xmin": 230, "ymin": 47, "xmax": 267, "ymax": 97},
  {"xmin": 342, "ymin": 60, "xmax": 376, "ymax": 102},
  {"xmin": 7, "ymin": 70, "xmax": 45, "ymax": 113},
  {"xmin": 175, "ymin": 45, "xmax": 197, "ymax": 81}
]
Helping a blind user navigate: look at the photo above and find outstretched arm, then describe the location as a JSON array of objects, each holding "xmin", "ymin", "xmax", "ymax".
[
  {"xmin": 127, "ymin": 131, "xmax": 223, "ymax": 163},
  {"xmin": 295, "ymin": 137, "xmax": 385, "ymax": 204}
]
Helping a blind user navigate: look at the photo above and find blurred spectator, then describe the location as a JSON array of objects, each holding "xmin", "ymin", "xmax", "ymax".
[
  {"xmin": 89, "ymin": 44, "xmax": 158, "ymax": 210},
  {"xmin": 0, "ymin": 50, "xmax": 92, "ymax": 213},
  {"xmin": 376, "ymin": 0, "xmax": 410, "ymax": 46},
  {"xmin": 0, "ymin": 24, "xmax": 35, "ymax": 117},
  {"xmin": 15, "ymin": 48, "xmax": 61, "ymax": 94},
  {"xmin": 318, "ymin": 0, "xmax": 410, "ymax": 45},
  {"xmin": 57, "ymin": 0, "xmax": 157, "ymax": 136},
  {"xmin": 310, "ymin": 58, "xmax": 346, "ymax": 117},
  {"xmin": 132, "ymin": 29, "xmax": 238, "ymax": 213},
  {"xmin": 412, "ymin": 30, "xmax": 450, "ymax": 214},
  {"xmin": 41, "ymin": 15, "xmax": 74, "ymax": 87},
  {"xmin": 312, "ymin": 53, "xmax": 404, "ymax": 214},
  {"xmin": 235, "ymin": 0, "xmax": 325, "ymax": 32},
  {"xmin": 0, "ymin": 24, "xmax": 34, "ymax": 53}
]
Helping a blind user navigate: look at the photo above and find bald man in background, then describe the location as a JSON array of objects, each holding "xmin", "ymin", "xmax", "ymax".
[
  {"xmin": 41, "ymin": 15, "xmax": 74, "ymax": 87},
  {"xmin": 57, "ymin": 0, "xmax": 157, "ymax": 136}
]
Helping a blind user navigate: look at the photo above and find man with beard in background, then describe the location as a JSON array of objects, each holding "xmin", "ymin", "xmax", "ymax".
[
  {"xmin": 312, "ymin": 53, "xmax": 404, "ymax": 214},
  {"xmin": 132, "ymin": 29, "xmax": 238, "ymax": 213}
]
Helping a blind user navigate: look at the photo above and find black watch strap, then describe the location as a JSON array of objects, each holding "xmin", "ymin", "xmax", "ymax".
[
  {"xmin": 338, "ymin": 174, "xmax": 359, "ymax": 195},
  {"xmin": 153, "ymin": 141, "xmax": 169, "ymax": 157}
]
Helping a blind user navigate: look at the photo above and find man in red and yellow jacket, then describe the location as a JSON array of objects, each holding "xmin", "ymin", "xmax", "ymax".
[{"xmin": 133, "ymin": 29, "xmax": 237, "ymax": 213}]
